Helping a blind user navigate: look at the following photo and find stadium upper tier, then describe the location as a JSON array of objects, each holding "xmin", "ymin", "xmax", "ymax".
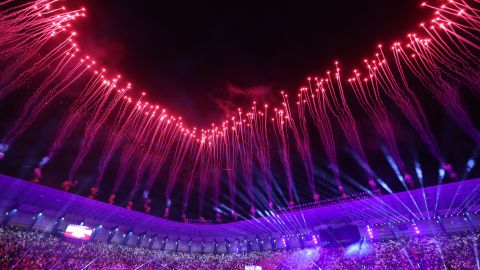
[{"xmin": 1, "ymin": 174, "xmax": 479, "ymax": 242}]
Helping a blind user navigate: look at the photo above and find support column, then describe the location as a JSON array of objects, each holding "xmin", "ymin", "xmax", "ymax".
[
  {"xmin": 435, "ymin": 216, "xmax": 447, "ymax": 234},
  {"xmin": 270, "ymin": 238, "xmax": 276, "ymax": 251},
  {"xmin": 188, "ymin": 239, "xmax": 192, "ymax": 253},
  {"xmin": 175, "ymin": 238, "xmax": 180, "ymax": 252},
  {"xmin": 388, "ymin": 222, "xmax": 398, "ymax": 240},
  {"xmin": 136, "ymin": 232, "xmax": 146, "ymax": 247},
  {"xmin": 149, "ymin": 235, "xmax": 157, "ymax": 250},
  {"xmin": 299, "ymin": 235, "xmax": 305, "ymax": 249},
  {"xmin": 29, "ymin": 211, "xmax": 43, "ymax": 230},
  {"xmin": 51, "ymin": 216, "xmax": 65, "ymax": 234},
  {"xmin": 122, "ymin": 230, "xmax": 133, "ymax": 245},
  {"xmin": 107, "ymin": 227, "xmax": 119, "ymax": 243},
  {"xmin": 2, "ymin": 207, "xmax": 18, "ymax": 226},
  {"xmin": 259, "ymin": 239, "xmax": 264, "ymax": 252},
  {"xmin": 161, "ymin": 237, "xmax": 168, "ymax": 251},
  {"xmin": 246, "ymin": 239, "xmax": 252, "ymax": 252},
  {"xmin": 91, "ymin": 225, "xmax": 102, "ymax": 242}
]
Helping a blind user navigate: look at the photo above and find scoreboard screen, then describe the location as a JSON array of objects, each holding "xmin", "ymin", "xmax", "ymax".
[{"xmin": 64, "ymin": 224, "xmax": 93, "ymax": 241}]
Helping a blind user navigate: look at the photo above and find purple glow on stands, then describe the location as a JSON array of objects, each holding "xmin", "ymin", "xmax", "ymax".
[
  {"xmin": 0, "ymin": 0, "xmax": 479, "ymax": 233},
  {"xmin": 0, "ymin": 174, "xmax": 479, "ymax": 248},
  {"xmin": 2, "ymin": 227, "xmax": 480, "ymax": 268}
]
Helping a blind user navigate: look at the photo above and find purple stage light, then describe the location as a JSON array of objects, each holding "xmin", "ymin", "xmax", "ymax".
[
  {"xmin": 413, "ymin": 223, "xmax": 421, "ymax": 234},
  {"xmin": 367, "ymin": 225, "xmax": 374, "ymax": 239},
  {"xmin": 312, "ymin": 235, "xmax": 318, "ymax": 245}
]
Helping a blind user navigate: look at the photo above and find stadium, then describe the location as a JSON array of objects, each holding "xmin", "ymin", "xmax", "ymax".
[{"xmin": 0, "ymin": 0, "xmax": 479, "ymax": 269}]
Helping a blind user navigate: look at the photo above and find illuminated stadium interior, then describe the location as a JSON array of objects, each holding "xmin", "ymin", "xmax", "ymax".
[{"xmin": 0, "ymin": 0, "xmax": 479, "ymax": 269}]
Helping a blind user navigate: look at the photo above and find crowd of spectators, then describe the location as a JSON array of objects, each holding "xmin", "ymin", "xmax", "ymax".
[{"xmin": 0, "ymin": 226, "xmax": 478, "ymax": 269}]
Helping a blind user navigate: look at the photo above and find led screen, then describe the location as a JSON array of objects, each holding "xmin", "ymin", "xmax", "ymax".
[{"xmin": 64, "ymin": 224, "xmax": 92, "ymax": 240}]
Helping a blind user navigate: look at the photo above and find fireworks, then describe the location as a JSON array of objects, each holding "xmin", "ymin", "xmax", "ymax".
[{"xmin": 0, "ymin": 0, "xmax": 478, "ymax": 220}]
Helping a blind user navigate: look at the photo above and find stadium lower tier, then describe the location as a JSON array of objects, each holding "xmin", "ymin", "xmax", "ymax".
[{"xmin": 1, "ymin": 226, "xmax": 479, "ymax": 270}]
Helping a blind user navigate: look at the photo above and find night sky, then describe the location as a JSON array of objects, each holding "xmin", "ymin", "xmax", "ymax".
[
  {"xmin": 75, "ymin": 0, "xmax": 425, "ymax": 127},
  {"xmin": 1, "ymin": 0, "xmax": 479, "ymax": 221}
]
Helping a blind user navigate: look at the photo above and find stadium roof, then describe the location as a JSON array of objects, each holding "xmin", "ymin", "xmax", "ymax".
[{"xmin": 1, "ymin": 174, "xmax": 479, "ymax": 240}]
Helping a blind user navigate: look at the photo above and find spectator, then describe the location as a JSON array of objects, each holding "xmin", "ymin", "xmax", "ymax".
[{"xmin": 0, "ymin": 226, "xmax": 478, "ymax": 269}]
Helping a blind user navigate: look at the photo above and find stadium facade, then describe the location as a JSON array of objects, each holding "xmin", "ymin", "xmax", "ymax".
[{"xmin": 1, "ymin": 174, "xmax": 479, "ymax": 254}]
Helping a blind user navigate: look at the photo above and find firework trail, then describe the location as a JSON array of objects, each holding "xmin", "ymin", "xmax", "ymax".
[
  {"xmin": 237, "ymin": 109, "xmax": 256, "ymax": 214},
  {"xmin": 349, "ymin": 67, "xmax": 414, "ymax": 188},
  {"xmin": 0, "ymin": 0, "xmax": 84, "ymax": 100},
  {"xmin": 197, "ymin": 133, "xmax": 215, "ymax": 218},
  {"xmin": 195, "ymin": 126, "xmax": 224, "ymax": 217},
  {"xmin": 140, "ymin": 126, "xmax": 179, "ymax": 214},
  {"xmin": 108, "ymin": 100, "xmax": 153, "ymax": 203},
  {"xmin": 421, "ymin": 1, "xmax": 480, "ymax": 97},
  {"xmin": 0, "ymin": 35, "xmax": 77, "ymax": 101},
  {"xmin": 181, "ymin": 138, "xmax": 204, "ymax": 218},
  {"xmin": 141, "ymin": 116, "xmax": 181, "ymax": 199},
  {"xmin": 32, "ymin": 71, "xmax": 103, "ymax": 180},
  {"xmin": 374, "ymin": 47, "xmax": 445, "ymax": 163},
  {"xmin": 394, "ymin": 37, "xmax": 480, "ymax": 146},
  {"xmin": 0, "ymin": 52, "xmax": 90, "ymax": 157},
  {"xmin": 304, "ymin": 78, "xmax": 346, "ymax": 195},
  {"xmin": 282, "ymin": 92, "xmax": 318, "ymax": 200},
  {"xmin": 128, "ymin": 112, "xmax": 180, "ymax": 210},
  {"xmin": 125, "ymin": 108, "xmax": 166, "ymax": 207},
  {"xmin": 223, "ymin": 120, "xmax": 239, "ymax": 218},
  {"xmin": 164, "ymin": 128, "xmax": 194, "ymax": 217},
  {"xmin": 317, "ymin": 63, "xmax": 378, "ymax": 192},
  {"xmin": 251, "ymin": 103, "xmax": 275, "ymax": 207},
  {"xmin": 66, "ymin": 76, "xmax": 127, "ymax": 183},
  {"xmin": 92, "ymin": 96, "xmax": 144, "ymax": 194},
  {"xmin": 208, "ymin": 129, "xmax": 224, "ymax": 214},
  {"xmin": 273, "ymin": 107, "xmax": 295, "ymax": 205}
]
